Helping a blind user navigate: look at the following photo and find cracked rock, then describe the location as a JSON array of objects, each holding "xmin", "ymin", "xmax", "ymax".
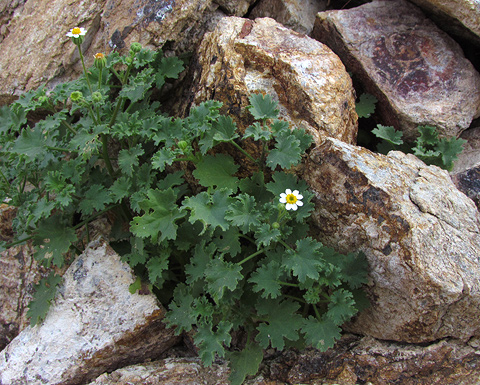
[
  {"xmin": 0, "ymin": 239, "xmax": 179, "ymax": 385},
  {"xmin": 304, "ymin": 138, "xmax": 480, "ymax": 343},
  {"xmin": 182, "ymin": 16, "xmax": 358, "ymax": 146}
]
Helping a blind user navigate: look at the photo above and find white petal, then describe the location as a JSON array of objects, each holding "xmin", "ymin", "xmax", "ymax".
[
  {"xmin": 296, "ymin": 200, "xmax": 303, "ymax": 207},
  {"xmin": 285, "ymin": 189, "xmax": 292, "ymax": 195},
  {"xmin": 279, "ymin": 197, "xmax": 287, "ymax": 203},
  {"xmin": 296, "ymin": 194, "xmax": 303, "ymax": 200}
]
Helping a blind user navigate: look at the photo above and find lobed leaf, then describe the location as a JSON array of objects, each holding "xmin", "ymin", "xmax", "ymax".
[
  {"xmin": 27, "ymin": 272, "xmax": 62, "ymax": 326},
  {"xmin": 248, "ymin": 93, "xmax": 279, "ymax": 120}
]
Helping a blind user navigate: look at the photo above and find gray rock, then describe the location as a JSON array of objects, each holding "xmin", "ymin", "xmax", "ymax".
[
  {"xmin": 88, "ymin": 357, "xmax": 230, "ymax": 385},
  {"xmin": 0, "ymin": 240, "xmax": 179, "ymax": 385},
  {"xmin": 304, "ymin": 137, "xmax": 480, "ymax": 343},
  {"xmin": 312, "ymin": 0, "xmax": 480, "ymax": 140},
  {"xmin": 450, "ymin": 126, "xmax": 480, "ymax": 210},
  {"xmin": 185, "ymin": 16, "xmax": 358, "ymax": 146},
  {"xmin": 250, "ymin": 0, "xmax": 327, "ymax": 35}
]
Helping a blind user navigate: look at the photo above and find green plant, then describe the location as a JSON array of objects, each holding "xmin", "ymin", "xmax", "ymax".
[
  {"xmin": 372, "ymin": 124, "xmax": 466, "ymax": 171},
  {"xmin": 355, "ymin": 92, "xmax": 465, "ymax": 171},
  {"xmin": 0, "ymin": 28, "xmax": 369, "ymax": 384}
]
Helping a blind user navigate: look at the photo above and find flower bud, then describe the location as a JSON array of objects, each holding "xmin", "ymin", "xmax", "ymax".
[
  {"xmin": 70, "ymin": 91, "xmax": 84, "ymax": 102},
  {"xmin": 125, "ymin": 56, "xmax": 133, "ymax": 65},
  {"xmin": 91, "ymin": 92, "xmax": 103, "ymax": 103},
  {"xmin": 177, "ymin": 140, "xmax": 189, "ymax": 151},
  {"xmin": 272, "ymin": 222, "xmax": 280, "ymax": 229},
  {"xmin": 130, "ymin": 42, "xmax": 142, "ymax": 54},
  {"xmin": 94, "ymin": 53, "xmax": 107, "ymax": 70}
]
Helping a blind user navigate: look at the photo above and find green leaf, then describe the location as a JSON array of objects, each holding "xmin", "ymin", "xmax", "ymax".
[
  {"xmin": 227, "ymin": 342, "xmax": 263, "ymax": 385},
  {"xmin": 185, "ymin": 241, "xmax": 215, "ymax": 284},
  {"xmin": 182, "ymin": 189, "xmax": 233, "ymax": 234},
  {"xmin": 356, "ymin": 93, "xmax": 377, "ymax": 118},
  {"xmin": 436, "ymin": 136, "xmax": 466, "ymax": 171},
  {"xmin": 194, "ymin": 321, "xmax": 233, "ymax": 366},
  {"xmin": 291, "ymin": 127, "xmax": 313, "ymax": 152},
  {"xmin": 255, "ymin": 298, "xmax": 303, "ymax": 350},
  {"xmin": 151, "ymin": 148, "xmax": 179, "ymax": 172},
  {"xmin": 131, "ymin": 188, "xmax": 186, "ymax": 243},
  {"xmin": 158, "ymin": 55, "xmax": 184, "ymax": 78},
  {"xmin": 301, "ymin": 316, "xmax": 341, "ymax": 351},
  {"xmin": 248, "ymin": 93, "xmax": 279, "ymax": 120},
  {"xmin": 12, "ymin": 128, "xmax": 45, "ymax": 162},
  {"xmin": 249, "ymin": 260, "xmax": 283, "ymax": 299},
  {"xmin": 282, "ymin": 237, "xmax": 324, "ymax": 283},
  {"xmin": 225, "ymin": 193, "xmax": 261, "ymax": 232},
  {"xmin": 134, "ymin": 48, "xmax": 156, "ymax": 68},
  {"xmin": 165, "ymin": 287, "xmax": 196, "ymax": 334},
  {"xmin": 110, "ymin": 176, "xmax": 132, "ymax": 203},
  {"xmin": 372, "ymin": 124, "xmax": 403, "ymax": 146},
  {"xmin": 266, "ymin": 131, "xmax": 302, "ymax": 169},
  {"xmin": 212, "ymin": 115, "xmax": 239, "ymax": 142},
  {"xmin": 118, "ymin": 145, "xmax": 144, "ymax": 177},
  {"xmin": 33, "ymin": 215, "xmax": 77, "ymax": 267},
  {"xmin": 244, "ymin": 122, "xmax": 271, "ymax": 141},
  {"xmin": 193, "ymin": 154, "xmax": 239, "ymax": 191},
  {"xmin": 0, "ymin": 105, "xmax": 26, "ymax": 134},
  {"xmin": 119, "ymin": 67, "xmax": 154, "ymax": 103},
  {"xmin": 27, "ymin": 272, "xmax": 62, "ymax": 326},
  {"xmin": 212, "ymin": 227, "xmax": 241, "ymax": 257},
  {"xmin": 330, "ymin": 251, "xmax": 369, "ymax": 289},
  {"xmin": 416, "ymin": 125, "xmax": 438, "ymax": 147},
  {"xmin": 79, "ymin": 184, "xmax": 113, "ymax": 216},
  {"xmin": 205, "ymin": 258, "xmax": 243, "ymax": 301},
  {"xmin": 147, "ymin": 255, "xmax": 169, "ymax": 286},
  {"xmin": 254, "ymin": 223, "xmax": 281, "ymax": 247},
  {"xmin": 326, "ymin": 288, "xmax": 357, "ymax": 324},
  {"xmin": 129, "ymin": 276, "xmax": 142, "ymax": 294}
]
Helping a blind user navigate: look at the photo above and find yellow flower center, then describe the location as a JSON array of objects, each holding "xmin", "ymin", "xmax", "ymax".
[
  {"xmin": 94, "ymin": 53, "xmax": 105, "ymax": 59},
  {"xmin": 72, "ymin": 27, "xmax": 81, "ymax": 35},
  {"xmin": 286, "ymin": 194, "xmax": 297, "ymax": 204}
]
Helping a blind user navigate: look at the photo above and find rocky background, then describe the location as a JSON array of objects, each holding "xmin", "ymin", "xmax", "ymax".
[{"xmin": 1, "ymin": 0, "xmax": 480, "ymax": 384}]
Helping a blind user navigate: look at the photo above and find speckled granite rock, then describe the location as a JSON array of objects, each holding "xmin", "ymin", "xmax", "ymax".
[
  {"xmin": 185, "ymin": 16, "xmax": 358, "ymax": 146},
  {"xmin": 304, "ymin": 137, "xmax": 480, "ymax": 343},
  {"xmin": 0, "ymin": 240, "xmax": 179, "ymax": 385}
]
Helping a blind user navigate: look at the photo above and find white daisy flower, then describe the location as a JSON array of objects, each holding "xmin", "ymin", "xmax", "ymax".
[
  {"xmin": 279, "ymin": 189, "xmax": 303, "ymax": 211},
  {"xmin": 66, "ymin": 27, "xmax": 87, "ymax": 38}
]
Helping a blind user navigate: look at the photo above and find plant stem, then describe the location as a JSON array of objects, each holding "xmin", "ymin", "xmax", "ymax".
[
  {"xmin": 4, "ymin": 235, "xmax": 34, "ymax": 249},
  {"xmin": 277, "ymin": 280, "xmax": 299, "ymax": 288},
  {"xmin": 101, "ymin": 134, "xmax": 115, "ymax": 177},
  {"xmin": 237, "ymin": 248, "xmax": 265, "ymax": 265},
  {"xmin": 77, "ymin": 44, "xmax": 93, "ymax": 95},
  {"xmin": 61, "ymin": 121, "xmax": 77, "ymax": 135},
  {"xmin": 229, "ymin": 140, "xmax": 258, "ymax": 164},
  {"xmin": 45, "ymin": 146, "xmax": 78, "ymax": 153},
  {"xmin": 74, "ymin": 203, "xmax": 120, "ymax": 230}
]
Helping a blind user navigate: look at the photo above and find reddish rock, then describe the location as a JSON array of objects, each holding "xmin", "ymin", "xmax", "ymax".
[
  {"xmin": 409, "ymin": 0, "xmax": 480, "ymax": 46},
  {"xmin": 267, "ymin": 335, "xmax": 480, "ymax": 385},
  {"xmin": 312, "ymin": 0, "xmax": 480, "ymax": 140}
]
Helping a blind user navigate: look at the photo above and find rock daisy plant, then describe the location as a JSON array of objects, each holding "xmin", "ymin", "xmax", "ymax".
[{"xmin": 0, "ymin": 27, "xmax": 368, "ymax": 384}]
